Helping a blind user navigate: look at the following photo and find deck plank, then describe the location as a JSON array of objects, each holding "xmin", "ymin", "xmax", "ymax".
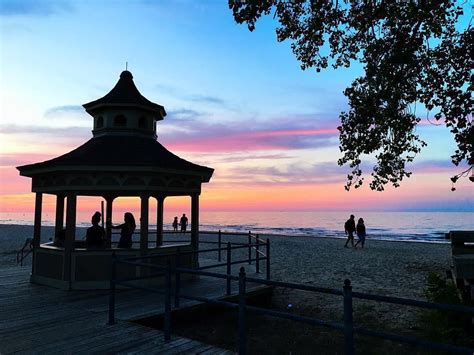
[{"xmin": 0, "ymin": 262, "xmax": 268, "ymax": 354}]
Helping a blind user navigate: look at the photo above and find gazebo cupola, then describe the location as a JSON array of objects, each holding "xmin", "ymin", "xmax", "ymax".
[
  {"xmin": 83, "ymin": 70, "xmax": 166, "ymax": 139},
  {"xmin": 17, "ymin": 70, "xmax": 214, "ymax": 290}
]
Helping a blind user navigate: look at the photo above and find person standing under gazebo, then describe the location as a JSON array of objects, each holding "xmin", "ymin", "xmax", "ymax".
[
  {"xmin": 180, "ymin": 213, "xmax": 188, "ymax": 234},
  {"xmin": 86, "ymin": 212, "xmax": 106, "ymax": 248}
]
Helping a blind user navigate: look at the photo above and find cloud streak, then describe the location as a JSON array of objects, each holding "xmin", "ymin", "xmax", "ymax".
[
  {"xmin": 167, "ymin": 108, "xmax": 204, "ymax": 120},
  {"xmin": 0, "ymin": 153, "xmax": 57, "ymax": 167},
  {"xmin": 0, "ymin": 124, "xmax": 89, "ymax": 137},
  {"xmin": 219, "ymin": 161, "xmax": 347, "ymax": 186},
  {"xmin": 154, "ymin": 83, "xmax": 232, "ymax": 109},
  {"xmin": 160, "ymin": 114, "xmax": 339, "ymax": 153},
  {"xmin": 162, "ymin": 126, "xmax": 338, "ymax": 152},
  {"xmin": 44, "ymin": 105, "xmax": 86, "ymax": 118},
  {"xmin": 186, "ymin": 94, "xmax": 226, "ymax": 105}
]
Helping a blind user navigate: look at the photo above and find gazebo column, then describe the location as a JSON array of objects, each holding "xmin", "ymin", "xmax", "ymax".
[
  {"xmin": 156, "ymin": 195, "xmax": 164, "ymax": 247},
  {"xmin": 64, "ymin": 194, "xmax": 77, "ymax": 285},
  {"xmin": 191, "ymin": 193, "xmax": 200, "ymax": 251},
  {"xmin": 33, "ymin": 192, "xmax": 43, "ymax": 247},
  {"xmin": 105, "ymin": 196, "xmax": 114, "ymax": 248},
  {"xmin": 54, "ymin": 194, "xmax": 65, "ymax": 237},
  {"xmin": 140, "ymin": 195, "xmax": 149, "ymax": 255},
  {"xmin": 31, "ymin": 192, "xmax": 42, "ymax": 275}
]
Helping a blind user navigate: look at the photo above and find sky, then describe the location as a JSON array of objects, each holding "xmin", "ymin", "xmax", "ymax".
[{"xmin": 0, "ymin": 0, "xmax": 472, "ymax": 215}]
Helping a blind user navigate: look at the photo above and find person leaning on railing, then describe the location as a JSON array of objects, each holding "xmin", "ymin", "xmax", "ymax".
[{"xmin": 108, "ymin": 212, "xmax": 136, "ymax": 248}]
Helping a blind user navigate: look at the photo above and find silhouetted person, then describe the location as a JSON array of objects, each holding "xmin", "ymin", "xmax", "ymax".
[
  {"xmin": 110, "ymin": 212, "xmax": 136, "ymax": 248},
  {"xmin": 344, "ymin": 214, "xmax": 356, "ymax": 248},
  {"xmin": 54, "ymin": 228, "xmax": 66, "ymax": 247},
  {"xmin": 172, "ymin": 216, "xmax": 179, "ymax": 232},
  {"xmin": 180, "ymin": 213, "xmax": 188, "ymax": 234},
  {"xmin": 355, "ymin": 218, "xmax": 366, "ymax": 249},
  {"xmin": 86, "ymin": 211, "xmax": 106, "ymax": 248}
]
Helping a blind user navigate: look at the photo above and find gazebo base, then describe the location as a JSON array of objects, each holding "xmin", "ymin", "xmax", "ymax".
[{"xmin": 31, "ymin": 243, "xmax": 196, "ymax": 290}]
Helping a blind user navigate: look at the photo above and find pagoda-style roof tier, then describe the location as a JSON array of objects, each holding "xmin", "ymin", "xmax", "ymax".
[
  {"xmin": 83, "ymin": 71, "xmax": 166, "ymax": 118},
  {"xmin": 17, "ymin": 136, "xmax": 213, "ymax": 194}
]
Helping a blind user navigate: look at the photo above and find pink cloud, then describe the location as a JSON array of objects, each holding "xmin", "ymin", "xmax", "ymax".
[
  {"xmin": 0, "ymin": 153, "xmax": 58, "ymax": 167},
  {"xmin": 162, "ymin": 127, "xmax": 338, "ymax": 152}
]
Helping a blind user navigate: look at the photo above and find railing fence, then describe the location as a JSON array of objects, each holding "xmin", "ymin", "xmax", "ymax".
[{"xmin": 107, "ymin": 233, "xmax": 474, "ymax": 355}]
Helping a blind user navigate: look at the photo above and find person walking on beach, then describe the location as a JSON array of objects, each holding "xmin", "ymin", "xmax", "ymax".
[
  {"xmin": 172, "ymin": 216, "xmax": 179, "ymax": 232},
  {"xmin": 86, "ymin": 211, "xmax": 106, "ymax": 248},
  {"xmin": 355, "ymin": 218, "xmax": 366, "ymax": 249},
  {"xmin": 344, "ymin": 214, "xmax": 356, "ymax": 248},
  {"xmin": 180, "ymin": 213, "xmax": 188, "ymax": 234},
  {"xmin": 109, "ymin": 212, "xmax": 136, "ymax": 248}
]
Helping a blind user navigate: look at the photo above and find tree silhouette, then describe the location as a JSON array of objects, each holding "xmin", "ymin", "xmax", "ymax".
[{"xmin": 229, "ymin": 0, "xmax": 472, "ymax": 191}]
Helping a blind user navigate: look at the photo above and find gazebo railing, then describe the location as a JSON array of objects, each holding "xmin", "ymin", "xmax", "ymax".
[{"xmin": 16, "ymin": 238, "xmax": 34, "ymax": 266}]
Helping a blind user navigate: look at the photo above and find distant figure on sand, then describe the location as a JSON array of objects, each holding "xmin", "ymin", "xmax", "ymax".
[
  {"xmin": 355, "ymin": 218, "xmax": 366, "ymax": 249},
  {"xmin": 86, "ymin": 211, "xmax": 106, "ymax": 248},
  {"xmin": 180, "ymin": 213, "xmax": 188, "ymax": 233},
  {"xmin": 172, "ymin": 216, "xmax": 179, "ymax": 232},
  {"xmin": 110, "ymin": 212, "xmax": 136, "ymax": 248},
  {"xmin": 344, "ymin": 214, "xmax": 356, "ymax": 248}
]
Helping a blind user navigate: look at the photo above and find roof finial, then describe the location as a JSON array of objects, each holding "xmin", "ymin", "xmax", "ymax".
[{"xmin": 125, "ymin": 61, "xmax": 128, "ymax": 71}]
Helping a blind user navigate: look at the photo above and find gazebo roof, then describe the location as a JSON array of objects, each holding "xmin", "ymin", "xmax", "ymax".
[
  {"xmin": 17, "ymin": 135, "xmax": 213, "ymax": 181},
  {"xmin": 83, "ymin": 71, "xmax": 166, "ymax": 118}
]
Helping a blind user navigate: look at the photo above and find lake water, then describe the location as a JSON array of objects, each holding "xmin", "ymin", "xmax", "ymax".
[{"xmin": 1, "ymin": 211, "xmax": 472, "ymax": 243}]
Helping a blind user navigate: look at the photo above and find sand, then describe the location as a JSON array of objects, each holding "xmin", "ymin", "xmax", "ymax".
[
  {"xmin": 1, "ymin": 224, "xmax": 451, "ymax": 296},
  {"xmin": 1, "ymin": 224, "xmax": 453, "ymax": 349},
  {"xmin": 0, "ymin": 225, "xmax": 462, "ymax": 354},
  {"xmin": 197, "ymin": 233, "xmax": 452, "ymax": 332}
]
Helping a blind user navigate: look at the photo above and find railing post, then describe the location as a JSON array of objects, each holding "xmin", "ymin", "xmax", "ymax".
[
  {"xmin": 266, "ymin": 238, "xmax": 270, "ymax": 281},
  {"xmin": 238, "ymin": 267, "xmax": 247, "ymax": 355},
  {"xmin": 226, "ymin": 242, "xmax": 231, "ymax": 295},
  {"xmin": 108, "ymin": 252, "xmax": 116, "ymax": 325},
  {"xmin": 164, "ymin": 260, "xmax": 172, "ymax": 342},
  {"xmin": 248, "ymin": 231, "xmax": 252, "ymax": 264},
  {"xmin": 175, "ymin": 247, "xmax": 181, "ymax": 308},
  {"xmin": 256, "ymin": 236, "xmax": 260, "ymax": 274},
  {"xmin": 343, "ymin": 279, "xmax": 354, "ymax": 355},
  {"xmin": 218, "ymin": 230, "xmax": 222, "ymax": 262}
]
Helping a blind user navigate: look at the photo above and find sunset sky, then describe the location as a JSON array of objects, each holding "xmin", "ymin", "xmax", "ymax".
[{"xmin": 0, "ymin": 0, "xmax": 472, "ymax": 215}]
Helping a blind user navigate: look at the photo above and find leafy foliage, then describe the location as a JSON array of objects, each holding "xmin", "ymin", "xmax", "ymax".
[
  {"xmin": 229, "ymin": 0, "xmax": 473, "ymax": 191},
  {"xmin": 420, "ymin": 272, "xmax": 472, "ymax": 346}
]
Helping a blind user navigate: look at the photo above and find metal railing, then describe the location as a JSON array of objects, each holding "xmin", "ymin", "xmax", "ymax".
[
  {"xmin": 16, "ymin": 238, "xmax": 34, "ymax": 266},
  {"xmin": 108, "ymin": 246, "xmax": 474, "ymax": 355}
]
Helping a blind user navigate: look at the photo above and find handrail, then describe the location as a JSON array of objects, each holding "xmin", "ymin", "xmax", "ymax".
[
  {"xmin": 248, "ymin": 231, "xmax": 266, "ymax": 244},
  {"xmin": 109, "ymin": 252, "xmax": 474, "ymax": 355},
  {"xmin": 16, "ymin": 238, "xmax": 34, "ymax": 266}
]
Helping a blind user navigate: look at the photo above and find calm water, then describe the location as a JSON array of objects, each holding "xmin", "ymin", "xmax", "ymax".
[{"xmin": 1, "ymin": 211, "xmax": 472, "ymax": 243}]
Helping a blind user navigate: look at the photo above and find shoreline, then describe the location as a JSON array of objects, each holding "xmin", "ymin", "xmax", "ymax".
[
  {"xmin": 1, "ymin": 224, "xmax": 452, "ymax": 291},
  {"xmin": 197, "ymin": 229, "xmax": 451, "ymax": 244},
  {"xmin": 0, "ymin": 222, "xmax": 452, "ymax": 245}
]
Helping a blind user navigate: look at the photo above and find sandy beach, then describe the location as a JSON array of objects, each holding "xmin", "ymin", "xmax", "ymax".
[
  {"xmin": 0, "ymin": 224, "xmax": 455, "ymax": 353},
  {"xmin": 1, "ymin": 224, "xmax": 451, "ymax": 319},
  {"xmin": 1, "ymin": 225, "xmax": 451, "ymax": 295}
]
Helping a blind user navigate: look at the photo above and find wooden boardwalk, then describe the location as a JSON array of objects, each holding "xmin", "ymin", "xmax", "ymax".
[{"xmin": 0, "ymin": 263, "xmax": 267, "ymax": 354}]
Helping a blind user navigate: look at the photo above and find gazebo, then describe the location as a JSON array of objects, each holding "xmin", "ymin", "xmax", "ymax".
[{"xmin": 17, "ymin": 70, "xmax": 214, "ymax": 290}]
